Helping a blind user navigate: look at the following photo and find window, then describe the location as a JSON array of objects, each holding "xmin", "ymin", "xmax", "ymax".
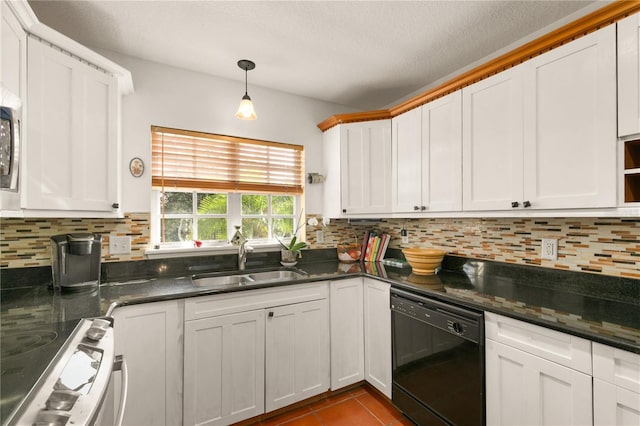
[{"xmin": 151, "ymin": 126, "xmax": 304, "ymax": 247}]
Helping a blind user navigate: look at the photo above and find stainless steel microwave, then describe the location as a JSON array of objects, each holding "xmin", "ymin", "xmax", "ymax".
[{"xmin": 0, "ymin": 104, "xmax": 20, "ymax": 192}]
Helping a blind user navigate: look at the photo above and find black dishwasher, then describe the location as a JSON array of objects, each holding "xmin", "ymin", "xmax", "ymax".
[{"xmin": 391, "ymin": 288, "xmax": 484, "ymax": 425}]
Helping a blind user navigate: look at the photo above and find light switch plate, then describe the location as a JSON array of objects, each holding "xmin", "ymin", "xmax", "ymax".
[{"xmin": 109, "ymin": 235, "xmax": 131, "ymax": 255}]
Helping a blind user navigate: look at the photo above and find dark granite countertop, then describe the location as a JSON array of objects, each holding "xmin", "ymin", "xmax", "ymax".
[{"xmin": 1, "ymin": 252, "xmax": 639, "ymax": 423}]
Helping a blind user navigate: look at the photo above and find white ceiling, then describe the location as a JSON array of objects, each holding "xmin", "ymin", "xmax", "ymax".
[{"xmin": 28, "ymin": 0, "xmax": 597, "ymax": 110}]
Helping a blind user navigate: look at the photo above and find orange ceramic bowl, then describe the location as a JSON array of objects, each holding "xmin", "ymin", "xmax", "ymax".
[{"xmin": 402, "ymin": 248, "xmax": 446, "ymax": 275}]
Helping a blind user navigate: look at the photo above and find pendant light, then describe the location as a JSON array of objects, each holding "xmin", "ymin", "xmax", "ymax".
[{"xmin": 235, "ymin": 59, "xmax": 257, "ymax": 120}]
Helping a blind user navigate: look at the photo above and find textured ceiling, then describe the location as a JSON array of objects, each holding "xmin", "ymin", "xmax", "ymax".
[{"xmin": 28, "ymin": 0, "xmax": 596, "ymax": 110}]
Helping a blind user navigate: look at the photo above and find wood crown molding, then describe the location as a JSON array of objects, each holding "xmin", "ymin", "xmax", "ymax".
[{"xmin": 318, "ymin": 0, "xmax": 640, "ymax": 132}]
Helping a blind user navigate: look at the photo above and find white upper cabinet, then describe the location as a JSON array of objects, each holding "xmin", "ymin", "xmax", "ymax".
[
  {"xmin": 26, "ymin": 36, "xmax": 119, "ymax": 213},
  {"xmin": 323, "ymin": 120, "xmax": 392, "ymax": 217},
  {"xmin": 522, "ymin": 24, "xmax": 617, "ymax": 209},
  {"xmin": 1, "ymin": 2, "xmax": 26, "ymax": 102},
  {"xmin": 421, "ymin": 91, "xmax": 463, "ymax": 212},
  {"xmin": 462, "ymin": 66, "xmax": 524, "ymax": 211},
  {"xmin": 340, "ymin": 120, "xmax": 392, "ymax": 215},
  {"xmin": 392, "ymin": 91, "xmax": 462, "ymax": 213},
  {"xmin": 392, "ymin": 107, "xmax": 422, "ymax": 212},
  {"xmin": 0, "ymin": 2, "xmax": 27, "ymax": 212},
  {"xmin": 618, "ymin": 12, "xmax": 640, "ymax": 138},
  {"xmin": 463, "ymin": 26, "xmax": 616, "ymax": 211}
]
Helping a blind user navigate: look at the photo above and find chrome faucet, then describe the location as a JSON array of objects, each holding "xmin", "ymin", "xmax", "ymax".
[
  {"xmin": 230, "ymin": 226, "xmax": 253, "ymax": 270},
  {"xmin": 238, "ymin": 240, "xmax": 253, "ymax": 270}
]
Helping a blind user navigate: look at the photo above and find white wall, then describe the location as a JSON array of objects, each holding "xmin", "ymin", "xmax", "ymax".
[{"xmin": 97, "ymin": 50, "xmax": 355, "ymax": 214}]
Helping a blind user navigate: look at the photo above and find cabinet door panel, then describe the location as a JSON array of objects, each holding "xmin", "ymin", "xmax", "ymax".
[
  {"xmin": 330, "ymin": 278, "xmax": 364, "ymax": 390},
  {"xmin": 422, "ymin": 91, "xmax": 462, "ymax": 212},
  {"xmin": 340, "ymin": 121, "xmax": 392, "ymax": 214},
  {"xmin": 594, "ymin": 379, "xmax": 640, "ymax": 426},
  {"xmin": 486, "ymin": 339, "xmax": 592, "ymax": 426},
  {"xmin": 77, "ymin": 67, "xmax": 118, "ymax": 207},
  {"xmin": 462, "ymin": 67, "xmax": 524, "ymax": 211},
  {"xmin": 363, "ymin": 278, "xmax": 391, "ymax": 398},
  {"xmin": 523, "ymin": 25, "xmax": 616, "ymax": 209},
  {"xmin": 392, "ymin": 108, "xmax": 422, "ymax": 212},
  {"xmin": 1, "ymin": 2, "xmax": 26, "ymax": 100},
  {"xmin": 112, "ymin": 300, "xmax": 182, "ymax": 426},
  {"xmin": 26, "ymin": 36, "xmax": 119, "ymax": 212},
  {"xmin": 26, "ymin": 38, "xmax": 75, "ymax": 207},
  {"xmin": 265, "ymin": 299, "xmax": 329, "ymax": 412},
  {"xmin": 618, "ymin": 13, "xmax": 640, "ymax": 137},
  {"xmin": 184, "ymin": 310, "xmax": 265, "ymax": 426}
]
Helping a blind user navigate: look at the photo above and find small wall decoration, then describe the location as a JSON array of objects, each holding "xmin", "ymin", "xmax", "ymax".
[{"xmin": 129, "ymin": 157, "xmax": 144, "ymax": 177}]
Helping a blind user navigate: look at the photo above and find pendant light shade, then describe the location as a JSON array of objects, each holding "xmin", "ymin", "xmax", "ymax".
[{"xmin": 235, "ymin": 59, "xmax": 257, "ymax": 120}]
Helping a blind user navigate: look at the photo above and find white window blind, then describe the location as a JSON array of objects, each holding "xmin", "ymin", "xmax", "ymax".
[{"xmin": 151, "ymin": 126, "xmax": 304, "ymax": 194}]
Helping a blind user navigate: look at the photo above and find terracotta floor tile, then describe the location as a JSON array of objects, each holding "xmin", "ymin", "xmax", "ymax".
[
  {"xmin": 389, "ymin": 417, "xmax": 415, "ymax": 426},
  {"xmin": 349, "ymin": 387, "xmax": 368, "ymax": 397},
  {"xmin": 238, "ymin": 385, "xmax": 404, "ymax": 426},
  {"xmin": 315, "ymin": 398, "xmax": 383, "ymax": 425},
  {"xmin": 262, "ymin": 407, "xmax": 313, "ymax": 426},
  {"xmin": 280, "ymin": 413, "xmax": 324, "ymax": 425},
  {"xmin": 356, "ymin": 392, "xmax": 404, "ymax": 425},
  {"xmin": 308, "ymin": 391, "xmax": 354, "ymax": 411}
]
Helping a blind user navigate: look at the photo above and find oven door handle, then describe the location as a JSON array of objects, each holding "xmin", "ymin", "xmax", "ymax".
[{"xmin": 112, "ymin": 355, "xmax": 128, "ymax": 426}]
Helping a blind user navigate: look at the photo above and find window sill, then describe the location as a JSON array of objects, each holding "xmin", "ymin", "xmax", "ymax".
[{"xmin": 145, "ymin": 243, "xmax": 283, "ymax": 259}]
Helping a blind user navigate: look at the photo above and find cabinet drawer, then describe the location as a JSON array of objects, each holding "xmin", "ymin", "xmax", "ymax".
[
  {"xmin": 593, "ymin": 342, "xmax": 640, "ymax": 393},
  {"xmin": 485, "ymin": 312, "xmax": 591, "ymax": 374},
  {"xmin": 185, "ymin": 282, "xmax": 328, "ymax": 321}
]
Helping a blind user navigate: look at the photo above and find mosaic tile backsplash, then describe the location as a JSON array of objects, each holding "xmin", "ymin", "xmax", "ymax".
[
  {"xmin": 0, "ymin": 213, "xmax": 150, "ymax": 268},
  {"xmin": 305, "ymin": 217, "xmax": 640, "ymax": 279},
  {"xmin": 1, "ymin": 213, "xmax": 639, "ymax": 279}
]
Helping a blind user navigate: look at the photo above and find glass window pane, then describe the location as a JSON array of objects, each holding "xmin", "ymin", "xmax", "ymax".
[
  {"xmin": 162, "ymin": 192, "xmax": 193, "ymax": 214},
  {"xmin": 242, "ymin": 218, "xmax": 268, "ymax": 239},
  {"xmin": 197, "ymin": 218, "xmax": 227, "ymax": 241},
  {"xmin": 272, "ymin": 195, "xmax": 294, "ymax": 215},
  {"xmin": 273, "ymin": 218, "xmax": 294, "ymax": 238},
  {"xmin": 197, "ymin": 193, "xmax": 227, "ymax": 214},
  {"xmin": 242, "ymin": 194, "xmax": 268, "ymax": 215},
  {"xmin": 162, "ymin": 218, "xmax": 193, "ymax": 242}
]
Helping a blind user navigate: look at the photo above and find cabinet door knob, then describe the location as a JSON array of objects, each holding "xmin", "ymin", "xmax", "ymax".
[
  {"xmin": 268, "ymin": 311, "xmax": 274, "ymax": 318},
  {"xmin": 413, "ymin": 205, "xmax": 420, "ymax": 211},
  {"xmin": 112, "ymin": 203, "xmax": 120, "ymax": 209},
  {"xmin": 421, "ymin": 206, "xmax": 426, "ymax": 211},
  {"xmin": 523, "ymin": 200, "xmax": 531, "ymax": 208},
  {"xmin": 511, "ymin": 201, "xmax": 519, "ymax": 208},
  {"xmin": 342, "ymin": 209, "xmax": 347, "ymax": 213}
]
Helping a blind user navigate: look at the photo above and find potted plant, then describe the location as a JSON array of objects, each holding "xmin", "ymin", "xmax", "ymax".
[{"xmin": 277, "ymin": 211, "xmax": 307, "ymax": 266}]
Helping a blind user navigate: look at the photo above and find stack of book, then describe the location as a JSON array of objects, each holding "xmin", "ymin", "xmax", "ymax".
[{"xmin": 359, "ymin": 230, "xmax": 391, "ymax": 262}]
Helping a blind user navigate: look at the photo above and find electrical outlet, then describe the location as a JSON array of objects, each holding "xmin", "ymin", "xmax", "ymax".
[
  {"xmin": 541, "ymin": 238, "xmax": 558, "ymax": 260},
  {"xmin": 316, "ymin": 230, "xmax": 324, "ymax": 243},
  {"xmin": 109, "ymin": 235, "xmax": 131, "ymax": 255}
]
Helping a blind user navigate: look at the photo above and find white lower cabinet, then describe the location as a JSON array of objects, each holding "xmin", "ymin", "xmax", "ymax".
[
  {"xmin": 594, "ymin": 379, "xmax": 640, "ymax": 426},
  {"xmin": 485, "ymin": 312, "xmax": 593, "ymax": 425},
  {"xmin": 110, "ymin": 300, "xmax": 183, "ymax": 426},
  {"xmin": 593, "ymin": 342, "xmax": 640, "ymax": 426},
  {"xmin": 330, "ymin": 277, "xmax": 365, "ymax": 390},
  {"xmin": 363, "ymin": 278, "xmax": 392, "ymax": 398},
  {"xmin": 183, "ymin": 283, "xmax": 330, "ymax": 426},
  {"xmin": 485, "ymin": 338, "xmax": 592, "ymax": 425},
  {"xmin": 265, "ymin": 299, "xmax": 330, "ymax": 412},
  {"xmin": 183, "ymin": 310, "xmax": 265, "ymax": 426}
]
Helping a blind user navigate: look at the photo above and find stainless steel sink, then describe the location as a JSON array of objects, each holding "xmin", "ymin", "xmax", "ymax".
[
  {"xmin": 248, "ymin": 270, "xmax": 306, "ymax": 282},
  {"xmin": 191, "ymin": 274, "xmax": 254, "ymax": 287},
  {"xmin": 191, "ymin": 268, "xmax": 306, "ymax": 288}
]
